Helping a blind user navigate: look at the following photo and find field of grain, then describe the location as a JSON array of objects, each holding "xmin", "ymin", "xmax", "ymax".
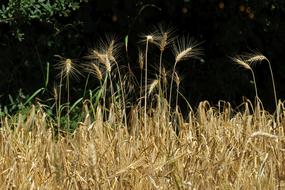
[
  {"xmin": 1, "ymin": 30, "xmax": 285, "ymax": 189},
  {"xmin": 1, "ymin": 100, "xmax": 285, "ymax": 189}
]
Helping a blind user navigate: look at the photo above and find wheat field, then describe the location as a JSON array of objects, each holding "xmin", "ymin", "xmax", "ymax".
[
  {"xmin": 1, "ymin": 100, "xmax": 285, "ymax": 189},
  {"xmin": 1, "ymin": 30, "xmax": 285, "ymax": 189}
]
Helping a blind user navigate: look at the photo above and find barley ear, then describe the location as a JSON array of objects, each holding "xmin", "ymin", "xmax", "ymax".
[{"xmin": 148, "ymin": 79, "xmax": 159, "ymax": 96}]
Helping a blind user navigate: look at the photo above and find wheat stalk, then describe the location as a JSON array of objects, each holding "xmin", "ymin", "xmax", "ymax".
[
  {"xmin": 245, "ymin": 52, "xmax": 278, "ymax": 122},
  {"xmin": 142, "ymin": 35, "xmax": 153, "ymax": 134},
  {"xmin": 231, "ymin": 55, "xmax": 259, "ymax": 98},
  {"xmin": 169, "ymin": 36, "xmax": 202, "ymax": 111},
  {"xmin": 54, "ymin": 56, "xmax": 81, "ymax": 130}
]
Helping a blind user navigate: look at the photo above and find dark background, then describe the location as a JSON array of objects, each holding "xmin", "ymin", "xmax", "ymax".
[{"xmin": 1, "ymin": 0, "xmax": 285, "ymax": 111}]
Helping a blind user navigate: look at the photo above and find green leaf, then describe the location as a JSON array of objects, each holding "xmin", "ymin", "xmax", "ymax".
[
  {"xmin": 125, "ymin": 35, "xmax": 128, "ymax": 53},
  {"xmin": 23, "ymin": 88, "xmax": 45, "ymax": 106},
  {"xmin": 45, "ymin": 62, "xmax": 50, "ymax": 88},
  {"xmin": 69, "ymin": 98, "xmax": 83, "ymax": 113}
]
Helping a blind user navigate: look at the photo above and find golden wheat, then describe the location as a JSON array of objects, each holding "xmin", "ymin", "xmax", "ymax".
[{"xmin": 0, "ymin": 100, "xmax": 284, "ymax": 189}]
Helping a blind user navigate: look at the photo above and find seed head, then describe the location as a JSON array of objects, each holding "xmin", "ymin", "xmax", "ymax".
[
  {"xmin": 152, "ymin": 25, "xmax": 176, "ymax": 52},
  {"xmin": 173, "ymin": 36, "xmax": 203, "ymax": 63},
  {"xmin": 148, "ymin": 79, "xmax": 159, "ymax": 95},
  {"xmin": 243, "ymin": 51, "xmax": 269, "ymax": 65},
  {"xmin": 86, "ymin": 63, "xmax": 103, "ymax": 81},
  {"xmin": 146, "ymin": 35, "xmax": 153, "ymax": 42},
  {"xmin": 85, "ymin": 34, "xmax": 120, "ymax": 72},
  {"xmin": 231, "ymin": 56, "xmax": 251, "ymax": 70},
  {"xmin": 139, "ymin": 33, "xmax": 155, "ymax": 44},
  {"xmin": 55, "ymin": 56, "xmax": 80, "ymax": 79}
]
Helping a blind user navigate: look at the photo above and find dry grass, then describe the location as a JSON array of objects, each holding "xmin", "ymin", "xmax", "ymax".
[
  {"xmin": 1, "ymin": 100, "xmax": 285, "ymax": 190},
  {"xmin": 1, "ymin": 29, "xmax": 284, "ymax": 189}
]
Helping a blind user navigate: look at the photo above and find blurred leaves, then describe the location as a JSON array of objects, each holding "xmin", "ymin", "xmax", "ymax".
[{"xmin": 0, "ymin": 0, "xmax": 88, "ymax": 41}]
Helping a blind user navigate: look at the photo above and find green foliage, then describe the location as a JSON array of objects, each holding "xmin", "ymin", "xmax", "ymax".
[
  {"xmin": 0, "ymin": 89, "xmax": 34, "ymax": 117},
  {"xmin": 0, "ymin": 0, "xmax": 88, "ymax": 41}
]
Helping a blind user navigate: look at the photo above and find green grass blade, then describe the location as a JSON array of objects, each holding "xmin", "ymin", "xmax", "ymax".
[
  {"xmin": 69, "ymin": 97, "xmax": 83, "ymax": 113},
  {"xmin": 125, "ymin": 35, "xmax": 128, "ymax": 53},
  {"xmin": 45, "ymin": 62, "xmax": 50, "ymax": 88},
  {"xmin": 23, "ymin": 88, "xmax": 45, "ymax": 106}
]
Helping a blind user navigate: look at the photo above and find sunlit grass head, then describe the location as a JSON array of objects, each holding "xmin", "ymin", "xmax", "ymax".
[
  {"xmin": 172, "ymin": 36, "xmax": 203, "ymax": 63},
  {"xmin": 85, "ymin": 34, "xmax": 121, "ymax": 73},
  {"xmin": 242, "ymin": 50, "xmax": 269, "ymax": 65},
  {"xmin": 148, "ymin": 79, "xmax": 159, "ymax": 96},
  {"xmin": 151, "ymin": 24, "xmax": 176, "ymax": 52},
  {"xmin": 138, "ymin": 32, "xmax": 154, "ymax": 44},
  {"xmin": 54, "ymin": 55, "xmax": 81, "ymax": 80},
  {"xmin": 85, "ymin": 63, "xmax": 103, "ymax": 81},
  {"xmin": 231, "ymin": 55, "xmax": 251, "ymax": 70},
  {"xmin": 231, "ymin": 54, "xmax": 259, "ymax": 98},
  {"xmin": 237, "ymin": 51, "xmax": 278, "ymax": 118},
  {"xmin": 169, "ymin": 36, "xmax": 203, "ymax": 109}
]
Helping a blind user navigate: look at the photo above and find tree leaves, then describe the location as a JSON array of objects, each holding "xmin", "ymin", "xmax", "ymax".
[{"xmin": 0, "ymin": 0, "xmax": 88, "ymax": 41}]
